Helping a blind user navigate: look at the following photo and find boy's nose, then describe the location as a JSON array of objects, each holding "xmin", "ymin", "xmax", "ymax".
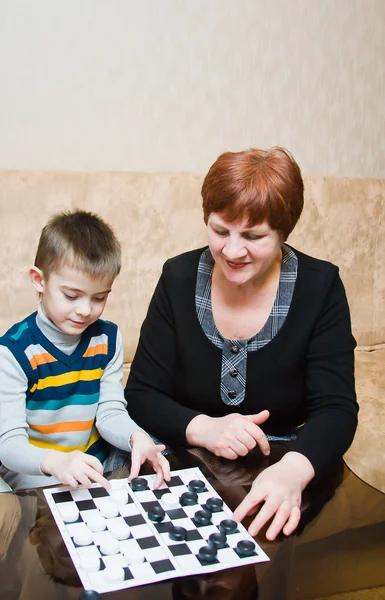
[{"xmin": 75, "ymin": 300, "xmax": 91, "ymax": 317}]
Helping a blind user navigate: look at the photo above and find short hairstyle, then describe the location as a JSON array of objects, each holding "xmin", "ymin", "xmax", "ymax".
[
  {"xmin": 201, "ymin": 147, "xmax": 304, "ymax": 240},
  {"xmin": 34, "ymin": 209, "xmax": 121, "ymax": 279}
]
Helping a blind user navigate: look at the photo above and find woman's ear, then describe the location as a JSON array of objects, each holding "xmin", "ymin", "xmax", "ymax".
[{"xmin": 29, "ymin": 266, "xmax": 45, "ymax": 293}]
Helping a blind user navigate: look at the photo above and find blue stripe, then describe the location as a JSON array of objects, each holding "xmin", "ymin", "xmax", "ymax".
[
  {"xmin": 87, "ymin": 437, "xmax": 110, "ymax": 463},
  {"xmin": 26, "ymin": 392, "xmax": 100, "ymax": 411},
  {"xmin": 10, "ymin": 321, "xmax": 29, "ymax": 341}
]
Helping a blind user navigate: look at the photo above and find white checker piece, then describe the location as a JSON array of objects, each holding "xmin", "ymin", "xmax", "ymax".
[
  {"xmin": 44, "ymin": 467, "xmax": 269, "ymax": 594},
  {"xmin": 66, "ymin": 521, "xmax": 89, "ymax": 539},
  {"xmin": 103, "ymin": 553, "xmax": 126, "ymax": 569}
]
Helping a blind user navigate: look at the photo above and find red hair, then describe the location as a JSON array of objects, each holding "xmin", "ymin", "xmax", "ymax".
[{"xmin": 201, "ymin": 147, "xmax": 304, "ymax": 240}]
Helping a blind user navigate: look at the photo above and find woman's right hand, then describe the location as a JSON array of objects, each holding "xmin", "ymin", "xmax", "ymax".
[{"xmin": 186, "ymin": 411, "xmax": 270, "ymax": 460}]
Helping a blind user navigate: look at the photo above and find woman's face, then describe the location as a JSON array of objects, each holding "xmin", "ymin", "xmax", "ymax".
[{"xmin": 207, "ymin": 213, "xmax": 283, "ymax": 288}]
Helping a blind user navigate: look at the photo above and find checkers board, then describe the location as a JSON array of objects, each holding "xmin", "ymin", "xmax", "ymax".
[{"xmin": 43, "ymin": 467, "xmax": 269, "ymax": 594}]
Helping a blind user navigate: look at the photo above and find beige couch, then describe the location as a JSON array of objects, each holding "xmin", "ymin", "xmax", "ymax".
[{"xmin": 0, "ymin": 171, "xmax": 384, "ymax": 494}]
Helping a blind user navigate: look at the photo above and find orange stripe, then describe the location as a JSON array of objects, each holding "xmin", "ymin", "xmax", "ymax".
[
  {"xmin": 29, "ymin": 352, "xmax": 57, "ymax": 370},
  {"xmin": 83, "ymin": 343, "xmax": 108, "ymax": 358},
  {"xmin": 29, "ymin": 419, "xmax": 94, "ymax": 434}
]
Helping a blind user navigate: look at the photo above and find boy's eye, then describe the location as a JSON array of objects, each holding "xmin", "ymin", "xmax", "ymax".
[
  {"xmin": 214, "ymin": 229, "xmax": 228, "ymax": 236},
  {"xmin": 64, "ymin": 293, "xmax": 77, "ymax": 300},
  {"xmin": 94, "ymin": 297, "xmax": 106, "ymax": 303}
]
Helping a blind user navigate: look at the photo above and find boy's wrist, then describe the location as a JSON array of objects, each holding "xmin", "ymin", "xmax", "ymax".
[{"xmin": 40, "ymin": 449, "xmax": 58, "ymax": 476}]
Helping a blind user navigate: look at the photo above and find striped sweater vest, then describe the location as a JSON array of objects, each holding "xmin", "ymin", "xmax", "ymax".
[{"xmin": 0, "ymin": 313, "xmax": 118, "ymax": 463}]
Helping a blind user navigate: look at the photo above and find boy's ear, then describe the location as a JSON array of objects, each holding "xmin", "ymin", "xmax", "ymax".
[{"xmin": 29, "ymin": 266, "xmax": 45, "ymax": 293}]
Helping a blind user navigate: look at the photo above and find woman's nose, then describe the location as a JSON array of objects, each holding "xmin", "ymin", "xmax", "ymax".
[{"xmin": 222, "ymin": 236, "xmax": 247, "ymax": 259}]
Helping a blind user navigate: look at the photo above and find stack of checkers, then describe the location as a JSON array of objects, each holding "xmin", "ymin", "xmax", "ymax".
[{"xmin": 44, "ymin": 467, "xmax": 268, "ymax": 593}]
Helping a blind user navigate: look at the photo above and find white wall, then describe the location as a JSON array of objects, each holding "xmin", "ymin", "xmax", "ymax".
[{"xmin": 0, "ymin": 0, "xmax": 384, "ymax": 176}]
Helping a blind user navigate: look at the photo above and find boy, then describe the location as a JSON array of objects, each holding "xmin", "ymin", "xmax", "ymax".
[{"xmin": 0, "ymin": 209, "xmax": 170, "ymax": 491}]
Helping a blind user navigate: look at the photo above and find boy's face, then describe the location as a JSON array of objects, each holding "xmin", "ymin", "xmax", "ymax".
[{"xmin": 29, "ymin": 264, "xmax": 114, "ymax": 336}]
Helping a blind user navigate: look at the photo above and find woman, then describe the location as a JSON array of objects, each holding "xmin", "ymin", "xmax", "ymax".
[{"xmin": 125, "ymin": 147, "xmax": 358, "ymax": 540}]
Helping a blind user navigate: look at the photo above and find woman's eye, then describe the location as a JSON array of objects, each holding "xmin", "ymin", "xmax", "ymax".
[{"xmin": 244, "ymin": 233, "xmax": 261, "ymax": 241}]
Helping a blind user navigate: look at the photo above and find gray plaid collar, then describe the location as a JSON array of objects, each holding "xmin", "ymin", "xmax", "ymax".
[{"xmin": 195, "ymin": 244, "xmax": 298, "ymax": 406}]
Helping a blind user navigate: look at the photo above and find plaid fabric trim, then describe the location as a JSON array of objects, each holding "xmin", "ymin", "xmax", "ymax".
[{"xmin": 196, "ymin": 245, "xmax": 298, "ymax": 406}]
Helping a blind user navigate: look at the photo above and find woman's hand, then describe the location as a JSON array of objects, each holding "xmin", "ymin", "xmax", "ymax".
[
  {"xmin": 232, "ymin": 452, "xmax": 315, "ymax": 540},
  {"xmin": 186, "ymin": 411, "xmax": 270, "ymax": 459},
  {"xmin": 129, "ymin": 431, "xmax": 171, "ymax": 490}
]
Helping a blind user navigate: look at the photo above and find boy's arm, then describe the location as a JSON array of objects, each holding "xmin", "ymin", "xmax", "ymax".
[
  {"xmin": 0, "ymin": 346, "xmax": 49, "ymax": 475},
  {"xmin": 95, "ymin": 328, "xmax": 144, "ymax": 450}
]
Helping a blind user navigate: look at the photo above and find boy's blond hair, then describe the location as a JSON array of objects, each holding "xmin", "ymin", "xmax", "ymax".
[{"xmin": 34, "ymin": 209, "xmax": 121, "ymax": 280}]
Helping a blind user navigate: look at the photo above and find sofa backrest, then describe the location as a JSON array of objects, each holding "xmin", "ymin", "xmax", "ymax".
[{"xmin": 0, "ymin": 171, "xmax": 384, "ymax": 360}]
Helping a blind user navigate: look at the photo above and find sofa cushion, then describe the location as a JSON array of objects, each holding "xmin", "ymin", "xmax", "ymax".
[{"xmin": 344, "ymin": 348, "xmax": 385, "ymax": 493}]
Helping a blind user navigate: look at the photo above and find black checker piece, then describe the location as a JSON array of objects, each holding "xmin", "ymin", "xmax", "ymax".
[
  {"xmin": 219, "ymin": 519, "xmax": 238, "ymax": 534},
  {"xmin": 170, "ymin": 543, "xmax": 192, "ymax": 557},
  {"xmin": 151, "ymin": 559, "xmax": 175, "ymax": 574},
  {"xmin": 137, "ymin": 536, "xmax": 160, "ymax": 550},
  {"xmin": 236, "ymin": 539, "xmax": 257, "ymax": 558},
  {"xmin": 130, "ymin": 477, "xmax": 149, "ymax": 492},
  {"xmin": 124, "ymin": 514, "xmax": 146, "ymax": 527},
  {"xmin": 188, "ymin": 479, "xmax": 206, "ymax": 494},
  {"xmin": 167, "ymin": 476, "xmax": 184, "ymax": 487},
  {"xmin": 148, "ymin": 505, "xmax": 166, "ymax": 522},
  {"xmin": 75, "ymin": 499, "xmax": 97, "ymax": 511},
  {"xmin": 52, "ymin": 491, "xmax": 73, "ymax": 503},
  {"xmin": 89, "ymin": 487, "xmax": 110, "ymax": 499},
  {"xmin": 168, "ymin": 526, "xmax": 187, "ymax": 541},
  {"xmin": 197, "ymin": 554, "xmax": 219, "ymax": 566}
]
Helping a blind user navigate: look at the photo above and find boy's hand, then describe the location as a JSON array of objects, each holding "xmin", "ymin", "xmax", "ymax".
[
  {"xmin": 129, "ymin": 431, "xmax": 171, "ymax": 490},
  {"xmin": 40, "ymin": 449, "xmax": 110, "ymax": 490}
]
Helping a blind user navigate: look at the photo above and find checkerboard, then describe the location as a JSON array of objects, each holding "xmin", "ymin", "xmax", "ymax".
[{"xmin": 44, "ymin": 467, "xmax": 269, "ymax": 594}]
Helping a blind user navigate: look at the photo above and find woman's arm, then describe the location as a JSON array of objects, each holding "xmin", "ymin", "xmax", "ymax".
[
  {"xmin": 291, "ymin": 269, "xmax": 358, "ymax": 472},
  {"xmin": 125, "ymin": 262, "xmax": 203, "ymax": 445},
  {"xmin": 126, "ymin": 258, "xmax": 271, "ymax": 456}
]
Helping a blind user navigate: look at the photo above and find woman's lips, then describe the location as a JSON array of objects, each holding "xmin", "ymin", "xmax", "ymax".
[{"xmin": 226, "ymin": 261, "xmax": 248, "ymax": 270}]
